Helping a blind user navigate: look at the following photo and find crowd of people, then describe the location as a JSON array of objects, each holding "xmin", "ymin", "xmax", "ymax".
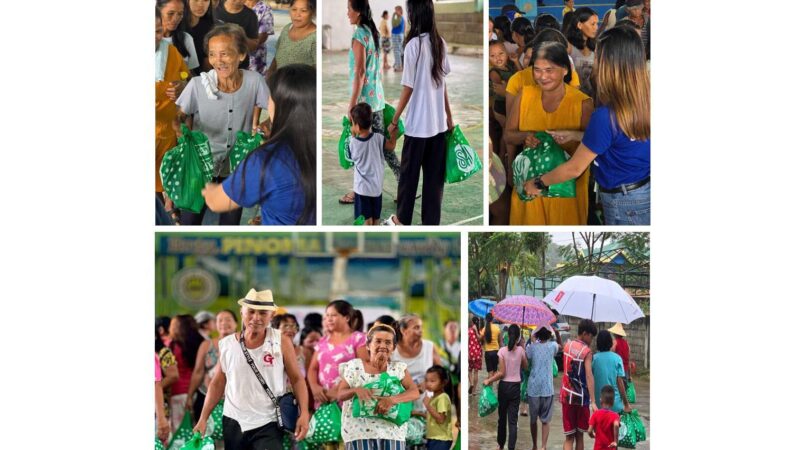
[
  {"xmin": 155, "ymin": 0, "xmax": 317, "ymax": 226},
  {"xmin": 338, "ymin": 0, "xmax": 454, "ymax": 226},
  {"xmin": 469, "ymin": 313, "xmax": 636, "ymax": 450},
  {"xmin": 488, "ymin": 1, "xmax": 651, "ymax": 226},
  {"xmin": 155, "ymin": 292, "xmax": 460, "ymax": 449}
]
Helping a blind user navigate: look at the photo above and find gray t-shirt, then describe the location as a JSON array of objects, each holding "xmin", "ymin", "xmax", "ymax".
[
  {"xmin": 350, "ymin": 132, "xmax": 385, "ymax": 197},
  {"xmin": 570, "ymin": 46, "xmax": 595, "ymax": 99},
  {"xmin": 176, "ymin": 70, "xmax": 269, "ymax": 176}
]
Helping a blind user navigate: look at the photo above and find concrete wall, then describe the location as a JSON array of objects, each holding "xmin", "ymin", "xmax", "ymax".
[{"xmin": 565, "ymin": 316, "xmax": 650, "ymax": 372}]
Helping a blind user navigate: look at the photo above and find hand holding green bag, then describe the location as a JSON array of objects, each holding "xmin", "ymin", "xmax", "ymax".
[
  {"xmin": 618, "ymin": 409, "xmax": 646, "ymax": 448},
  {"xmin": 178, "ymin": 432, "xmax": 215, "ymax": 450},
  {"xmin": 382, "ymin": 104, "xmax": 405, "ymax": 138},
  {"xmin": 445, "ymin": 125, "xmax": 482, "ymax": 184},
  {"xmin": 303, "ymin": 402, "xmax": 342, "ymax": 444},
  {"xmin": 167, "ymin": 414, "xmax": 196, "ymax": 450},
  {"xmin": 209, "ymin": 401, "xmax": 224, "ymax": 441},
  {"xmin": 160, "ymin": 125, "xmax": 215, "ymax": 213},
  {"xmin": 478, "ymin": 385, "xmax": 499, "ymax": 417},
  {"xmin": 229, "ymin": 131, "xmax": 263, "ymax": 173},
  {"xmin": 626, "ymin": 380, "xmax": 636, "ymax": 403},
  {"xmin": 352, "ymin": 372, "xmax": 413, "ymax": 425},
  {"xmin": 553, "ymin": 359, "xmax": 559, "ymax": 377},
  {"xmin": 338, "ymin": 116, "xmax": 354, "ymax": 169},
  {"xmin": 512, "ymin": 131, "xmax": 576, "ymax": 201}
]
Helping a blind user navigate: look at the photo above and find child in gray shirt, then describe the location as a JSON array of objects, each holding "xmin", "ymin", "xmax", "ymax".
[{"xmin": 349, "ymin": 103, "xmax": 397, "ymax": 225}]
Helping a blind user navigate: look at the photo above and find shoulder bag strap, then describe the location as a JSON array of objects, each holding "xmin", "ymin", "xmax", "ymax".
[{"xmin": 239, "ymin": 328, "xmax": 284, "ymax": 429}]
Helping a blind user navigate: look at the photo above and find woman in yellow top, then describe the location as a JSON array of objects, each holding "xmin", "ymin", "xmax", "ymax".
[
  {"xmin": 480, "ymin": 313, "xmax": 502, "ymax": 378},
  {"xmin": 504, "ymin": 41, "xmax": 593, "ymax": 225},
  {"xmin": 155, "ymin": 9, "xmax": 188, "ymax": 220},
  {"xmin": 503, "ymin": 29, "xmax": 579, "ymax": 116}
]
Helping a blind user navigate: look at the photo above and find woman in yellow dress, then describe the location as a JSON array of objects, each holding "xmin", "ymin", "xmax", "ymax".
[{"xmin": 504, "ymin": 41, "xmax": 593, "ymax": 225}]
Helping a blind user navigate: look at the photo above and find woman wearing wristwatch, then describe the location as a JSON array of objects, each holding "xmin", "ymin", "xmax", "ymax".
[
  {"xmin": 525, "ymin": 26, "xmax": 650, "ymax": 225},
  {"xmin": 504, "ymin": 40, "xmax": 593, "ymax": 225}
]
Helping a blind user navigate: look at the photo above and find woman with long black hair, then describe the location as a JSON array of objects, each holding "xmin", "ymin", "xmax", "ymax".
[
  {"xmin": 481, "ymin": 312, "xmax": 501, "ymax": 379},
  {"xmin": 158, "ymin": 0, "xmax": 201, "ymax": 73},
  {"xmin": 385, "ymin": 0, "xmax": 453, "ymax": 226},
  {"xmin": 202, "ymin": 63, "xmax": 317, "ymax": 225},
  {"xmin": 484, "ymin": 324, "xmax": 527, "ymax": 450},
  {"xmin": 565, "ymin": 7, "xmax": 599, "ymax": 97}
]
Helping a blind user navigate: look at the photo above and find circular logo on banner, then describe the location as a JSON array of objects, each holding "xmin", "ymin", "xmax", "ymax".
[
  {"xmin": 172, "ymin": 267, "xmax": 220, "ymax": 310},
  {"xmin": 455, "ymin": 144, "xmax": 475, "ymax": 171}
]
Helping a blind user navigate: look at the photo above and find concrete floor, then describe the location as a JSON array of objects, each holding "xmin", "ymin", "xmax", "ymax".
[
  {"xmin": 468, "ymin": 369, "xmax": 650, "ymax": 450},
  {"xmin": 320, "ymin": 50, "xmax": 485, "ymax": 225}
]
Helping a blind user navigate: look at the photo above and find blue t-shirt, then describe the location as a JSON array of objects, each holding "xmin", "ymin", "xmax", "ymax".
[
  {"xmin": 525, "ymin": 340, "xmax": 558, "ymax": 398},
  {"xmin": 391, "ymin": 16, "xmax": 404, "ymax": 35},
  {"xmin": 592, "ymin": 351, "xmax": 626, "ymax": 413},
  {"xmin": 581, "ymin": 106, "xmax": 650, "ymax": 190},
  {"xmin": 222, "ymin": 142, "xmax": 314, "ymax": 225}
]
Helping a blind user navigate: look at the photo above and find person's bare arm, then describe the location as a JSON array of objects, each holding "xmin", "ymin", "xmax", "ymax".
[
  {"xmin": 444, "ymin": 83, "xmax": 454, "ymax": 130},
  {"xmin": 520, "ymin": 350, "xmax": 529, "ymax": 372},
  {"xmin": 387, "ymin": 86, "xmax": 413, "ymax": 136},
  {"xmin": 432, "ymin": 345, "xmax": 443, "ymax": 367},
  {"xmin": 585, "ymin": 352, "xmax": 597, "ymax": 414},
  {"xmin": 185, "ymin": 340, "xmax": 211, "ymax": 411},
  {"xmin": 612, "ymin": 419, "xmax": 620, "ymax": 447},
  {"xmin": 256, "ymin": 32, "xmax": 268, "ymax": 46},
  {"xmin": 423, "ymin": 394, "xmax": 447, "ymax": 424},
  {"xmin": 355, "ymin": 344, "xmax": 369, "ymax": 363},
  {"xmin": 523, "ymin": 144, "xmax": 597, "ymax": 197},
  {"xmin": 246, "ymin": 37, "xmax": 259, "ymax": 52},
  {"xmin": 193, "ymin": 369, "xmax": 227, "ymax": 435},
  {"xmin": 155, "ymin": 380, "xmax": 170, "ymax": 443},
  {"xmin": 307, "ymin": 351, "xmax": 329, "ymax": 403},
  {"xmin": 202, "ymin": 182, "xmax": 241, "ymax": 212},
  {"xmin": 504, "ymin": 94, "xmax": 537, "ymax": 167},
  {"xmin": 490, "ymin": 71, "xmax": 507, "ymax": 97},
  {"xmin": 484, "ymin": 355, "xmax": 506, "ymax": 384},
  {"xmin": 282, "ymin": 335, "xmax": 310, "ymax": 441},
  {"xmin": 349, "ymin": 40, "xmax": 367, "ymax": 109}
]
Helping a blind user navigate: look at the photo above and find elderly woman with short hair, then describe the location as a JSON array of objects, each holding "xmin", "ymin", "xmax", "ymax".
[
  {"xmin": 193, "ymin": 289, "xmax": 309, "ymax": 450},
  {"xmin": 337, "ymin": 324, "xmax": 420, "ymax": 450}
]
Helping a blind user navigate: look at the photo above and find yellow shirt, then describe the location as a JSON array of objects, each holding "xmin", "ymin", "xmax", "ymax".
[
  {"xmin": 482, "ymin": 324, "xmax": 502, "ymax": 351},
  {"xmin": 509, "ymin": 84, "xmax": 591, "ymax": 225},
  {"xmin": 506, "ymin": 66, "xmax": 581, "ymax": 97},
  {"xmin": 563, "ymin": 6, "xmax": 575, "ymax": 17},
  {"xmin": 426, "ymin": 393, "xmax": 453, "ymax": 441}
]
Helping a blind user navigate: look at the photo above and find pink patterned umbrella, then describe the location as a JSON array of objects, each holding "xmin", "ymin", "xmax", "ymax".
[{"xmin": 491, "ymin": 295, "xmax": 557, "ymax": 328}]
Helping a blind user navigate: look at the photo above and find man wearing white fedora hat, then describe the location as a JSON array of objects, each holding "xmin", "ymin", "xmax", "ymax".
[{"xmin": 193, "ymin": 289, "xmax": 310, "ymax": 450}]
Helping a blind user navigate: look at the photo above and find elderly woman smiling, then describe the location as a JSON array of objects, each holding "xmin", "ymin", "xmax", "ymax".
[{"xmin": 336, "ymin": 324, "xmax": 420, "ymax": 450}]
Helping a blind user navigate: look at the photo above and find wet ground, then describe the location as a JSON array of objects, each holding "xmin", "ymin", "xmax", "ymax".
[
  {"xmin": 468, "ymin": 370, "xmax": 650, "ymax": 450},
  {"xmin": 320, "ymin": 50, "xmax": 484, "ymax": 225}
]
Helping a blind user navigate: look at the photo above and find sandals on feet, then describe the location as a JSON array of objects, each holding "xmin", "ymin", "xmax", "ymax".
[{"xmin": 339, "ymin": 191, "xmax": 355, "ymax": 204}]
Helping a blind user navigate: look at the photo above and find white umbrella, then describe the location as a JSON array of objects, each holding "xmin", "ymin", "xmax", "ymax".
[{"xmin": 542, "ymin": 275, "xmax": 644, "ymax": 324}]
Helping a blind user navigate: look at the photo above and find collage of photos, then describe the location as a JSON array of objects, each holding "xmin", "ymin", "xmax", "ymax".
[{"xmin": 151, "ymin": 2, "xmax": 651, "ymax": 450}]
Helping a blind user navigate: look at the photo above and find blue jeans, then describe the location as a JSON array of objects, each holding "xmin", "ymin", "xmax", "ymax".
[
  {"xmin": 600, "ymin": 181, "xmax": 650, "ymax": 225},
  {"xmin": 391, "ymin": 34, "xmax": 404, "ymax": 69}
]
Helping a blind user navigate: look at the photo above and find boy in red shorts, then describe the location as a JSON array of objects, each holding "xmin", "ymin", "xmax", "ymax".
[
  {"xmin": 588, "ymin": 385, "xmax": 620, "ymax": 449},
  {"xmin": 560, "ymin": 319, "xmax": 598, "ymax": 450}
]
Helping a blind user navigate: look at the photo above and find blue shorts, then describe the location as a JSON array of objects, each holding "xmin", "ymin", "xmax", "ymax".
[
  {"xmin": 426, "ymin": 440, "xmax": 453, "ymax": 450},
  {"xmin": 354, "ymin": 193, "xmax": 382, "ymax": 220}
]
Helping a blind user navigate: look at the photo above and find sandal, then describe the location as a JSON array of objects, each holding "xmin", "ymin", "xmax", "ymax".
[
  {"xmin": 382, "ymin": 214, "xmax": 402, "ymax": 226},
  {"xmin": 339, "ymin": 191, "xmax": 355, "ymax": 204}
]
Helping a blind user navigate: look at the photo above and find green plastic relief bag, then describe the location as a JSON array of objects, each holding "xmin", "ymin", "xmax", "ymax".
[
  {"xmin": 382, "ymin": 104, "xmax": 405, "ymax": 138},
  {"xmin": 478, "ymin": 385, "xmax": 499, "ymax": 417},
  {"xmin": 352, "ymin": 372, "xmax": 413, "ymax": 425},
  {"xmin": 208, "ymin": 401, "xmax": 224, "ymax": 441},
  {"xmin": 160, "ymin": 124, "xmax": 215, "ymax": 213},
  {"xmin": 405, "ymin": 415, "xmax": 426, "ymax": 445},
  {"xmin": 178, "ymin": 432, "xmax": 215, "ymax": 450},
  {"xmin": 167, "ymin": 414, "xmax": 196, "ymax": 450},
  {"xmin": 618, "ymin": 410, "xmax": 646, "ymax": 448},
  {"xmin": 155, "ymin": 437, "xmax": 165, "ymax": 450},
  {"xmin": 445, "ymin": 125, "xmax": 482, "ymax": 184},
  {"xmin": 338, "ymin": 116, "xmax": 354, "ymax": 169},
  {"xmin": 512, "ymin": 131, "xmax": 576, "ymax": 201},
  {"xmin": 229, "ymin": 131, "xmax": 263, "ymax": 173},
  {"xmin": 553, "ymin": 359, "xmax": 558, "ymax": 377},
  {"xmin": 626, "ymin": 380, "xmax": 636, "ymax": 403},
  {"xmin": 304, "ymin": 402, "xmax": 342, "ymax": 444}
]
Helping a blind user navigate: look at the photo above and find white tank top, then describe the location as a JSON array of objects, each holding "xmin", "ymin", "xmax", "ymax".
[
  {"xmin": 392, "ymin": 339, "xmax": 434, "ymax": 412},
  {"xmin": 219, "ymin": 327, "xmax": 286, "ymax": 432}
]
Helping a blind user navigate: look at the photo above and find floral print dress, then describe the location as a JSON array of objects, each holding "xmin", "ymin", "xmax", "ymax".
[
  {"xmin": 349, "ymin": 25, "xmax": 385, "ymax": 112},
  {"xmin": 247, "ymin": 0, "xmax": 274, "ymax": 74}
]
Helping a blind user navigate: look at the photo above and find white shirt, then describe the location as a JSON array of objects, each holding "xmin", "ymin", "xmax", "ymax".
[
  {"xmin": 164, "ymin": 32, "xmax": 200, "ymax": 70},
  {"xmin": 219, "ymin": 327, "xmax": 286, "ymax": 431},
  {"xmin": 400, "ymin": 34, "xmax": 451, "ymax": 138},
  {"xmin": 392, "ymin": 339, "xmax": 434, "ymax": 412}
]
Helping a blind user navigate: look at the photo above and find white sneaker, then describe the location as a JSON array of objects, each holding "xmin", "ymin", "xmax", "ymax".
[{"xmin": 382, "ymin": 214, "xmax": 400, "ymax": 226}]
